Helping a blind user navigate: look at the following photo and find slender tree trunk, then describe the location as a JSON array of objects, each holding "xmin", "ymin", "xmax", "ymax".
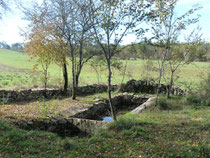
[
  {"xmin": 72, "ymin": 57, "xmax": 76, "ymax": 100},
  {"xmin": 62, "ymin": 63, "xmax": 68, "ymax": 93},
  {"xmin": 72, "ymin": 39, "xmax": 83, "ymax": 99},
  {"xmin": 107, "ymin": 60, "xmax": 117, "ymax": 121},
  {"xmin": 156, "ymin": 62, "xmax": 164, "ymax": 104},
  {"xmin": 75, "ymin": 64, "xmax": 82, "ymax": 96},
  {"xmin": 156, "ymin": 48, "xmax": 168, "ymax": 105},
  {"xmin": 75, "ymin": 74, "xmax": 79, "ymax": 90},
  {"xmin": 43, "ymin": 69, "xmax": 47, "ymax": 89},
  {"xmin": 167, "ymin": 71, "xmax": 174, "ymax": 99}
]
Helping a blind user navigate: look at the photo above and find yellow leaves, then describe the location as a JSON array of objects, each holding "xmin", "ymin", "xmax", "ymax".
[
  {"xmin": 140, "ymin": 0, "xmax": 144, "ymax": 7},
  {"xmin": 32, "ymin": 64, "xmax": 39, "ymax": 72},
  {"xmin": 111, "ymin": 12, "xmax": 114, "ymax": 17}
]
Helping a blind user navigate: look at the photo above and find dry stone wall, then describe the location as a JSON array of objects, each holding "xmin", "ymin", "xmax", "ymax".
[
  {"xmin": 0, "ymin": 85, "xmax": 118, "ymax": 103},
  {"xmin": 119, "ymin": 79, "xmax": 186, "ymax": 96},
  {"xmin": 0, "ymin": 80, "xmax": 186, "ymax": 103},
  {"xmin": 0, "ymin": 88, "xmax": 65, "ymax": 102},
  {"xmin": 14, "ymin": 116, "xmax": 107, "ymax": 136}
]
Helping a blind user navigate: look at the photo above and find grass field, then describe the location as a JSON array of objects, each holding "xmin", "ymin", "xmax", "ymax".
[
  {"xmin": 0, "ymin": 96, "xmax": 209, "ymax": 157},
  {"xmin": 0, "ymin": 48, "xmax": 209, "ymax": 90},
  {"xmin": 0, "ymin": 48, "xmax": 209, "ymax": 157}
]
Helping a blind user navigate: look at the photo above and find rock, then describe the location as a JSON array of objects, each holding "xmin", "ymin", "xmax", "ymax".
[
  {"xmin": 131, "ymin": 97, "xmax": 156, "ymax": 113},
  {"xmin": 58, "ymin": 119, "xmax": 68, "ymax": 124},
  {"xmin": 43, "ymin": 119, "xmax": 50, "ymax": 124},
  {"xmin": 122, "ymin": 92, "xmax": 128, "ymax": 95},
  {"xmin": 28, "ymin": 121, "xmax": 33, "ymax": 125},
  {"xmin": 119, "ymin": 79, "xmax": 186, "ymax": 96}
]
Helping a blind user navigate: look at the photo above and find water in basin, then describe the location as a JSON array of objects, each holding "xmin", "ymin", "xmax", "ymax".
[{"xmin": 102, "ymin": 116, "xmax": 113, "ymax": 122}]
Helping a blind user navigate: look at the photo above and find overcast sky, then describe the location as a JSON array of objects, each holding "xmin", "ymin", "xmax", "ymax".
[{"xmin": 0, "ymin": 0, "xmax": 210, "ymax": 45}]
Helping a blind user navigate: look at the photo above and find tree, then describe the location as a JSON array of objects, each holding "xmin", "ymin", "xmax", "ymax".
[
  {"xmin": 25, "ymin": 15, "xmax": 55, "ymax": 89},
  {"xmin": 11, "ymin": 43, "xmax": 24, "ymax": 51},
  {"xmin": 22, "ymin": 1, "xmax": 70, "ymax": 92},
  {"xmin": 0, "ymin": 41, "xmax": 10, "ymax": 49},
  {"xmin": 150, "ymin": 0, "xmax": 201, "ymax": 99},
  {"xmin": 42, "ymin": 0, "xmax": 96, "ymax": 99},
  {"xmin": 165, "ymin": 28, "xmax": 202, "ymax": 98},
  {"xmin": 194, "ymin": 42, "xmax": 209, "ymax": 62},
  {"xmin": 90, "ymin": 0, "xmax": 153, "ymax": 120}
]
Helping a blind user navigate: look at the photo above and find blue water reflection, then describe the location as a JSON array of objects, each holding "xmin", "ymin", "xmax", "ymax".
[{"xmin": 102, "ymin": 116, "xmax": 113, "ymax": 122}]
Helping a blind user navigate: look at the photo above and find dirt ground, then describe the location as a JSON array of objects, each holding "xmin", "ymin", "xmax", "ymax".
[{"xmin": 0, "ymin": 95, "xmax": 101, "ymax": 122}]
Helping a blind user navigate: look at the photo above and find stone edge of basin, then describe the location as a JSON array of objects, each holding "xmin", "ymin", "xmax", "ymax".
[{"xmin": 131, "ymin": 97, "xmax": 156, "ymax": 114}]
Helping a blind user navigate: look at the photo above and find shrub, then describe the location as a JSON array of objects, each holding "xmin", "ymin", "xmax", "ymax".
[
  {"xmin": 158, "ymin": 97, "xmax": 183, "ymax": 110},
  {"xmin": 185, "ymin": 95, "xmax": 210, "ymax": 107},
  {"xmin": 36, "ymin": 98, "xmax": 58, "ymax": 117},
  {"xmin": 1, "ymin": 80, "xmax": 9, "ymax": 86},
  {"xmin": 186, "ymin": 95, "xmax": 202, "ymax": 104},
  {"xmin": 0, "ymin": 94, "xmax": 9, "ymax": 105},
  {"xmin": 158, "ymin": 98, "xmax": 171, "ymax": 110},
  {"xmin": 184, "ymin": 71, "xmax": 210, "ymax": 107},
  {"xmin": 199, "ymin": 72, "xmax": 210, "ymax": 98}
]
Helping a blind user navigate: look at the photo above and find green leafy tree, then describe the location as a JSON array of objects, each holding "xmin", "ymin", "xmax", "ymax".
[
  {"xmin": 150, "ymin": 0, "xmax": 201, "ymax": 99},
  {"xmin": 91, "ymin": 0, "xmax": 153, "ymax": 120},
  {"xmin": 39, "ymin": 0, "xmax": 96, "ymax": 99}
]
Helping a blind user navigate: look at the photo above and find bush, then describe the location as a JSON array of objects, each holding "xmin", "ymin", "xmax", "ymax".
[
  {"xmin": 186, "ymin": 96, "xmax": 202, "ymax": 104},
  {"xmin": 36, "ymin": 98, "xmax": 58, "ymax": 117},
  {"xmin": 185, "ymin": 95, "xmax": 210, "ymax": 107},
  {"xmin": 1, "ymin": 80, "xmax": 9, "ymax": 86},
  {"xmin": 158, "ymin": 97, "xmax": 183, "ymax": 110},
  {"xmin": 199, "ymin": 72, "xmax": 210, "ymax": 98},
  {"xmin": 184, "ymin": 72, "xmax": 210, "ymax": 107}
]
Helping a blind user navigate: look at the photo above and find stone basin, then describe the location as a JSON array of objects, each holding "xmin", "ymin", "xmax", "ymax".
[
  {"xmin": 71, "ymin": 93, "xmax": 149, "ymax": 121},
  {"xmin": 12, "ymin": 94, "xmax": 152, "ymax": 137}
]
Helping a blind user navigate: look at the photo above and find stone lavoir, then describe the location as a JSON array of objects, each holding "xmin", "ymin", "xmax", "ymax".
[
  {"xmin": 13, "ymin": 94, "xmax": 152, "ymax": 137},
  {"xmin": 1, "ymin": 80, "xmax": 186, "ymax": 137}
]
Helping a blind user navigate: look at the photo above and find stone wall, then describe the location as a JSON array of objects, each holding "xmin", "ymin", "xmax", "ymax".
[
  {"xmin": 14, "ymin": 116, "xmax": 108, "ymax": 136},
  {"xmin": 119, "ymin": 79, "xmax": 186, "ymax": 96},
  {"xmin": 77, "ymin": 84, "xmax": 118, "ymax": 95},
  {"xmin": 0, "ymin": 85, "xmax": 118, "ymax": 103},
  {"xmin": 0, "ymin": 80, "xmax": 186, "ymax": 103},
  {"xmin": 0, "ymin": 88, "xmax": 65, "ymax": 102}
]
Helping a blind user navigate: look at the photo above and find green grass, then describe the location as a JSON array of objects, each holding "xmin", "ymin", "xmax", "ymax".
[
  {"xmin": 0, "ymin": 96, "xmax": 209, "ymax": 157},
  {"xmin": 0, "ymin": 48, "xmax": 210, "ymax": 89}
]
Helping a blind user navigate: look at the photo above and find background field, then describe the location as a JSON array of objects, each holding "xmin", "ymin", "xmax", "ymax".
[{"xmin": 0, "ymin": 48, "xmax": 209, "ymax": 90}]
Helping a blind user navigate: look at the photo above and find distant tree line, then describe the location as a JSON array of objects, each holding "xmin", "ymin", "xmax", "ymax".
[
  {"xmin": 0, "ymin": 41, "xmax": 24, "ymax": 52},
  {"xmin": 119, "ymin": 42, "xmax": 210, "ymax": 62},
  {"xmin": 1, "ymin": 40, "xmax": 209, "ymax": 62}
]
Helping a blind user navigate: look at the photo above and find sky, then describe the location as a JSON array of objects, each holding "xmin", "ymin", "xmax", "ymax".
[{"xmin": 0, "ymin": 0, "xmax": 210, "ymax": 45}]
